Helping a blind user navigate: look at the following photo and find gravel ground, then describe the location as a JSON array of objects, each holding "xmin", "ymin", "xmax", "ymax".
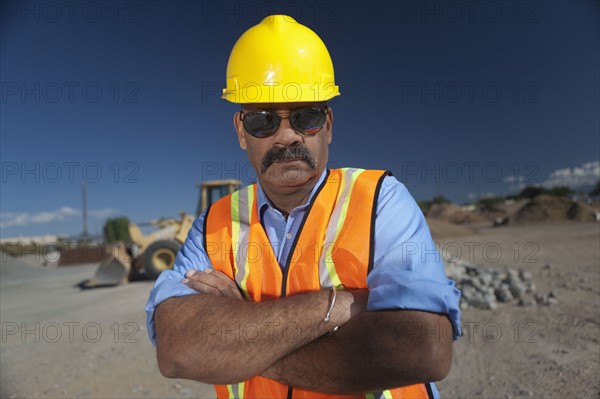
[
  {"xmin": 1, "ymin": 221, "xmax": 598, "ymax": 398},
  {"xmin": 0, "ymin": 262, "xmax": 213, "ymax": 398},
  {"xmin": 437, "ymin": 222, "xmax": 599, "ymax": 398}
]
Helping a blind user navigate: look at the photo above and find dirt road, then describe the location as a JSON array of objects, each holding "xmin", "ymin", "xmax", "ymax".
[{"xmin": 0, "ymin": 262, "xmax": 213, "ymax": 398}]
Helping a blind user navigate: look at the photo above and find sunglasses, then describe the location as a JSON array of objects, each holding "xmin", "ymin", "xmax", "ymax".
[{"xmin": 239, "ymin": 107, "xmax": 328, "ymax": 138}]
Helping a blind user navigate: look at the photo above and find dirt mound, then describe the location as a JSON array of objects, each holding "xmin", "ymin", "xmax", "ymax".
[
  {"xmin": 477, "ymin": 206, "xmax": 506, "ymax": 222},
  {"xmin": 427, "ymin": 203, "xmax": 487, "ymax": 224},
  {"xmin": 510, "ymin": 194, "xmax": 596, "ymax": 224},
  {"xmin": 478, "ymin": 199, "xmax": 529, "ymax": 222},
  {"xmin": 512, "ymin": 195, "xmax": 598, "ymax": 224},
  {"xmin": 426, "ymin": 218, "xmax": 475, "ymax": 240},
  {"xmin": 569, "ymin": 201, "xmax": 599, "ymax": 222}
]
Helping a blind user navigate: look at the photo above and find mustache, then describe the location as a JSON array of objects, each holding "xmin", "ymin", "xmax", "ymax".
[{"xmin": 260, "ymin": 144, "xmax": 317, "ymax": 173}]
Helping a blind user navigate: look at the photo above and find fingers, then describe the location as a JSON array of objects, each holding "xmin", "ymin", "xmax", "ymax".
[
  {"xmin": 182, "ymin": 270, "xmax": 221, "ymax": 296},
  {"xmin": 334, "ymin": 289, "xmax": 368, "ymax": 322},
  {"xmin": 182, "ymin": 269, "xmax": 243, "ymax": 299},
  {"xmin": 347, "ymin": 289, "xmax": 369, "ymax": 318}
]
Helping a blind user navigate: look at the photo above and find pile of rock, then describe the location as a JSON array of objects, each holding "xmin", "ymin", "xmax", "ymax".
[
  {"xmin": 427, "ymin": 203, "xmax": 487, "ymax": 224},
  {"xmin": 511, "ymin": 194, "xmax": 598, "ymax": 224},
  {"xmin": 445, "ymin": 259, "xmax": 557, "ymax": 310}
]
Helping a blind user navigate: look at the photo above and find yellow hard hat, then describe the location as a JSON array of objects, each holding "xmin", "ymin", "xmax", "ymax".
[{"xmin": 222, "ymin": 15, "xmax": 340, "ymax": 104}]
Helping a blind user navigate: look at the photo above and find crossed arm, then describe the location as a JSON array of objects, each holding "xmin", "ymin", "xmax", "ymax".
[{"xmin": 154, "ymin": 269, "xmax": 453, "ymax": 394}]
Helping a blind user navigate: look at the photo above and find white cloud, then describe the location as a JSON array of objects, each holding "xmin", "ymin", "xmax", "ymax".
[
  {"xmin": 504, "ymin": 161, "xmax": 600, "ymax": 192},
  {"xmin": 504, "ymin": 175, "xmax": 528, "ymax": 192},
  {"xmin": 467, "ymin": 192, "xmax": 497, "ymax": 201},
  {"xmin": 542, "ymin": 161, "xmax": 600, "ymax": 189},
  {"xmin": 0, "ymin": 207, "xmax": 117, "ymax": 229},
  {"xmin": 89, "ymin": 208, "xmax": 117, "ymax": 219},
  {"xmin": 503, "ymin": 175, "xmax": 523, "ymax": 184}
]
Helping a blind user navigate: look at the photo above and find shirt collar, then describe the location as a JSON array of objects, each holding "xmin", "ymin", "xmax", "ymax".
[{"xmin": 257, "ymin": 169, "xmax": 328, "ymax": 222}]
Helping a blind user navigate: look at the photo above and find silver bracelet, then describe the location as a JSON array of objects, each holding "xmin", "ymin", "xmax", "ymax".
[{"xmin": 324, "ymin": 287, "xmax": 337, "ymax": 323}]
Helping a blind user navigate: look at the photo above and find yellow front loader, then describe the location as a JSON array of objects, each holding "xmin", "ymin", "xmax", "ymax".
[{"xmin": 83, "ymin": 180, "xmax": 240, "ymax": 287}]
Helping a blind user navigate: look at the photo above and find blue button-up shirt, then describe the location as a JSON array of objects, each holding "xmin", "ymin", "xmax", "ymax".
[{"xmin": 146, "ymin": 168, "xmax": 461, "ymax": 347}]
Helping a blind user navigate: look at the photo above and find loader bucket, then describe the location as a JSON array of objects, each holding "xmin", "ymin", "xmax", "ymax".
[{"xmin": 81, "ymin": 244, "xmax": 132, "ymax": 288}]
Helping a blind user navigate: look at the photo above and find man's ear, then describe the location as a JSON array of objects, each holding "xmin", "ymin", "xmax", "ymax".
[
  {"xmin": 326, "ymin": 107, "xmax": 333, "ymax": 144},
  {"xmin": 233, "ymin": 111, "xmax": 247, "ymax": 150}
]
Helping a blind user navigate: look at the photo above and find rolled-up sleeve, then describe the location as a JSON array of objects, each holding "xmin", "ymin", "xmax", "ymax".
[
  {"xmin": 145, "ymin": 211, "xmax": 213, "ymax": 346},
  {"xmin": 367, "ymin": 176, "xmax": 462, "ymax": 340}
]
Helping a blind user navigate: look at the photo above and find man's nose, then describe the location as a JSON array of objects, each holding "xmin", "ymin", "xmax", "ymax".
[{"xmin": 273, "ymin": 116, "xmax": 303, "ymax": 146}]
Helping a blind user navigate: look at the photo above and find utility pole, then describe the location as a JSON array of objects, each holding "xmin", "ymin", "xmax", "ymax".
[
  {"xmin": 81, "ymin": 179, "xmax": 89, "ymax": 239},
  {"xmin": 435, "ymin": 181, "xmax": 443, "ymax": 200}
]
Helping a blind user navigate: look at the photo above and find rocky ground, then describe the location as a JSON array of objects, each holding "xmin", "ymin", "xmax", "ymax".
[
  {"xmin": 437, "ymin": 222, "xmax": 599, "ymax": 398},
  {"xmin": 1, "ymin": 221, "xmax": 598, "ymax": 398}
]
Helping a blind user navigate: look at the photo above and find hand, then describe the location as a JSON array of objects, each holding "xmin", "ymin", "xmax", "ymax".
[
  {"xmin": 182, "ymin": 269, "xmax": 243, "ymax": 299},
  {"xmin": 346, "ymin": 289, "xmax": 369, "ymax": 318},
  {"xmin": 332, "ymin": 289, "xmax": 369, "ymax": 325}
]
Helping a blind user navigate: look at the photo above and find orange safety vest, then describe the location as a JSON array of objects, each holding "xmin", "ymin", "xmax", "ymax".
[{"xmin": 204, "ymin": 168, "xmax": 433, "ymax": 399}]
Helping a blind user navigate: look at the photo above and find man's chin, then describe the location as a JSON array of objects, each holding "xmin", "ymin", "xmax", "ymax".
[{"xmin": 260, "ymin": 162, "xmax": 318, "ymax": 189}]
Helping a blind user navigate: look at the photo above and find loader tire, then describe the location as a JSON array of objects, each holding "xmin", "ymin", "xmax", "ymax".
[{"xmin": 143, "ymin": 240, "xmax": 181, "ymax": 280}]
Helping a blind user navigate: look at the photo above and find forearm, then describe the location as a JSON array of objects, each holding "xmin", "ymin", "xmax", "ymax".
[
  {"xmin": 262, "ymin": 310, "xmax": 453, "ymax": 394},
  {"xmin": 154, "ymin": 290, "xmax": 347, "ymax": 384}
]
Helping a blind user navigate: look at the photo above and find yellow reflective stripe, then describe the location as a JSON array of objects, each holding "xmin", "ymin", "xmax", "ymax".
[
  {"xmin": 319, "ymin": 168, "xmax": 361, "ymax": 287},
  {"xmin": 226, "ymin": 382, "xmax": 245, "ymax": 399},
  {"xmin": 231, "ymin": 190, "xmax": 241, "ymax": 278},
  {"xmin": 320, "ymin": 169, "xmax": 348, "ymax": 288},
  {"xmin": 239, "ymin": 186, "xmax": 253, "ymax": 296},
  {"xmin": 365, "ymin": 391, "xmax": 391, "ymax": 399},
  {"xmin": 323, "ymin": 168, "xmax": 363, "ymax": 287},
  {"xmin": 231, "ymin": 186, "xmax": 252, "ymax": 298}
]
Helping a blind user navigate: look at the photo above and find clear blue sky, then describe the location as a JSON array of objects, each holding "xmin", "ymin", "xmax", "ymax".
[{"xmin": 1, "ymin": 0, "xmax": 599, "ymax": 238}]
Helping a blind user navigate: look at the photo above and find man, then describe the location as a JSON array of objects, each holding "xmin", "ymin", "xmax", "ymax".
[{"xmin": 146, "ymin": 15, "xmax": 461, "ymax": 399}]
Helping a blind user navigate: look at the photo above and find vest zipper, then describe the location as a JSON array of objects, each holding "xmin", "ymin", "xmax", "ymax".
[
  {"xmin": 279, "ymin": 170, "xmax": 330, "ymax": 399},
  {"xmin": 281, "ymin": 266, "xmax": 293, "ymax": 398},
  {"xmin": 280, "ymin": 210, "xmax": 293, "ymax": 397},
  {"xmin": 281, "ymin": 242, "xmax": 292, "ymax": 397},
  {"xmin": 279, "ymin": 169, "xmax": 330, "ymax": 299}
]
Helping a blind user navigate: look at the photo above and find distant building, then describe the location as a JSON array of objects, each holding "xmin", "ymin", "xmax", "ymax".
[{"xmin": 0, "ymin": 234, "xmax": 66, "ymax": 245}]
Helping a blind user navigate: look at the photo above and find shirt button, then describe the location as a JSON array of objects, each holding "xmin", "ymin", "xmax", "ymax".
[{"xmin": 287, "ymin": 232, "xmax": 292, "ymax": 239}]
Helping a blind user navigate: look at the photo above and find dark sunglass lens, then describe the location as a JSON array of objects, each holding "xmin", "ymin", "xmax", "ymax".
[
  {"xmin": 291, "ymin": 108, "xmax": 326, "ymax": 134},
  {"xmin": 244, "ymin": 112, "xmax": 279, "ymax": 137}
]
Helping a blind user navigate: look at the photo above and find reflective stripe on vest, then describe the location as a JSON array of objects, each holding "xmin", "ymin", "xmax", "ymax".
[
  {"xmin": 319, "ymin": 168, "xmax": 363, "ymax": 289},
  {"xmin": 206, "ymin": 168, "xmax": 432, "ymax": 399},
  {"xmin": 366, "ymin": 391, "xmax": 393, "ymax": 399},
  {"xmin": 227, "ymin": 382, "xmax": 245, "ymax": 399},
  {"xmin": 231, "ymin": 185, "xmax": 254, "ymax": 298}
]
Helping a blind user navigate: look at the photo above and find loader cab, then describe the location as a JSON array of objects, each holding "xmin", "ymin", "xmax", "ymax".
[{"xmin": 196, "ymin": 180, "xmax": 241, "ymax": 217}]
